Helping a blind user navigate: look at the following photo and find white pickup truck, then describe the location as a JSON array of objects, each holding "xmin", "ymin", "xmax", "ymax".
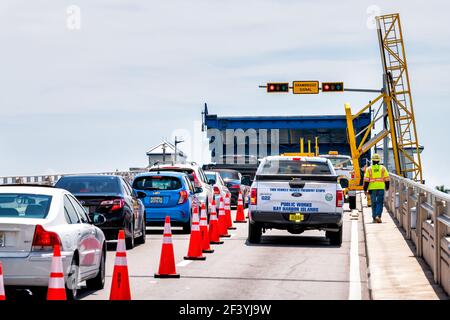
[{"xmin": 248, "ymin": 156, "xmax": 344, "ymax": 245}]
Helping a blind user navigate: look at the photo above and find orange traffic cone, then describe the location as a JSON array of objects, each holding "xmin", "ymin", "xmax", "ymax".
[
  {"xmin": 218, "ymin": 197, "xmax": 231, "ymax": 238},
  {"xmin": 184, "ymin": 204, "xmax": 206, "ymax": 260},
  {"xmin": 47, "ymin": 244, "xmax": 67, "ymax": 300},
  {"xmin": 0, "ymin": 261, "xmax": 5, "ymax": 300},
  {"xmin": 209, "ymin": 199, "xmax": 224, "ymax": 245},
  {"xmin": 110, "ymin": 230, "xmax": 131, "ymax": 300},
  {"xmin": 234, "ymin": 191, "xmax": 246, "ymax": 223},
  {"xmin": 155, "ymin": 216, "xmax": 180, "ymax": 278},
  {"xmin": 224, "ymin": 193, "xmax": 236, "ymax": 230},
  {"xmin": 199, "ymin": 202, "xmax": 214, "ymax": 253}
]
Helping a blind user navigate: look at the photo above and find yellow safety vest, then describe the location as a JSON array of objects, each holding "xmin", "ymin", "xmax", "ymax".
[{"xmin": 364, "ymin": 164, "xmax": 390, "ymax": 190}]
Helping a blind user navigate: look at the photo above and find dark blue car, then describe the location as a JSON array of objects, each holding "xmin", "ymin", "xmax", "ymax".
[{"xmin": 132, "ymin": 171, "xmax": 199, "ymax": 233}]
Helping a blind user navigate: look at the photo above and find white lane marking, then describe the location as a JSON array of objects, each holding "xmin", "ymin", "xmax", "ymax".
[
  {"xmin": 348, "ymin": 219, "xmax": 362, "ymax": 300},
  {"xmin": 176, "ymin": 260, "xmax": 192, "ymax": 267}
]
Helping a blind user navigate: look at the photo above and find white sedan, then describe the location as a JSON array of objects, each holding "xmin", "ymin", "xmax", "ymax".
[{"xmin": 0, "ymin": 185, "xmax": 106, "ymax": 299}]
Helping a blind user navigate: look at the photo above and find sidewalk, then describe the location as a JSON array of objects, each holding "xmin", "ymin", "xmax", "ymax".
[{"xmin": 361, "ymin": 196, "xmax": 448, "ymax": 300}]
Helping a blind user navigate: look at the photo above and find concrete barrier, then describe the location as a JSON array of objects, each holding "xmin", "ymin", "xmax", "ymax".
[{"xmin": 385, "ymin": 174, "xmax": 450, "ymax": 296}]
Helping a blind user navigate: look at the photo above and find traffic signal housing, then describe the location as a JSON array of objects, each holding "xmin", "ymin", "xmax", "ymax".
[
  {"xmin": 267, "ymin": 83, "xmax": 289, "ymax": 93},
  {"xmin": 322, "ymin": 82, "xmax": 344, "ymax": 92}
]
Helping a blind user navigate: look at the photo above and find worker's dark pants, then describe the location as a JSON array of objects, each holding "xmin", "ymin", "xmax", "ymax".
[{"xmin": 370, "ymin": 189, "xmax": 385, "ymax": 218}]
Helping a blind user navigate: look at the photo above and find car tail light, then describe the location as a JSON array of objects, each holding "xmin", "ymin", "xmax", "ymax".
[
  {"xmin": 336, "ymin": 190, "xmax": 344, "ymax": 208},
  {"xmin": 178, "ymin": 190, "xmax": 189, "ymax": 204},
  {"xmin": 214, "ymin": 186, "xmax": 220, "ymax": 194},
  {"xmin": 32, "ymin": 224, "xmax": 61, "ymax": 251},
  {"xmin": 350, "ymin": 171, "xmax": 355, "ymax": 179},
  {"xmin": 292, "ymin": 157, "xmax": 302, "ymax": 161},
  {"xmin": 192, "ymin": 171, "xmax": 202, "ymax": 188},
  {"xmin": 250, "ymin": 188, "xmax": 257, "ymax": 205},
  {"xmin": 100, "ymin": 199, "xmax": 125, "ymax": 211}
]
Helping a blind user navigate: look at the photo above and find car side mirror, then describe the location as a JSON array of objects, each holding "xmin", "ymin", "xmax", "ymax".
[
  {"xmin": 93, "ymin": 214, "xmax": 106, "ymax": 226},
  {"xmin": 195, "ymin": 187, "xmax": 203, "ymax": 194},
  {"xmin": 136, "ymin": 191, "xmax": 147, "ymax": 199},
  {"xmin": 241, "ymin": 175, "xmax": 251, "ymax": 186}
]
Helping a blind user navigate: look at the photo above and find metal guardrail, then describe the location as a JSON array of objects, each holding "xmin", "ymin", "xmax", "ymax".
[
  {"xmin": 0, "ymin": 170, "xmax": 147, "ymax": 186},
  {"xmin": 385, "ymin": 174, "xmax": 450, "ymax": 296}
]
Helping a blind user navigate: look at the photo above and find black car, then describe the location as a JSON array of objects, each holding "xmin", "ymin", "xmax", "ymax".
[
  {"xmin": 212, "ymin": 169, "xmax": 251, "ymax": 207},
  {"xmin": 55, "ymin": 175, "xmax": 146, "ymax": 249}
]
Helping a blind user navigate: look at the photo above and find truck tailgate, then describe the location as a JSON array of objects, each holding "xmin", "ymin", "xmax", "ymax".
[{"xmin": 256, "ymin": 180, "xmax": 338, "ymax": 214}]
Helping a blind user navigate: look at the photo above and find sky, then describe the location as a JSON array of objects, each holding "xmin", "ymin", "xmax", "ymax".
[{"xmin": 0, "ymin": 0, "xmax": 449, "ymax": 187}]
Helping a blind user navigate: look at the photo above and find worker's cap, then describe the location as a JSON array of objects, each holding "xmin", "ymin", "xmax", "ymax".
[{"xmin": 372, "ymin": 153, "xmax": 381, "ymax": 161}]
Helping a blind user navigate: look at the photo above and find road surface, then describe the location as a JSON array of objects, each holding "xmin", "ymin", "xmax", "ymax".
[{"xmin": 79, "ymin": 206, "xmax": 369, "ymax": 300}]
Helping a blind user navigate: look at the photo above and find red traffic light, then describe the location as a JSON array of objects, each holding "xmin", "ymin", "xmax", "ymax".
[
  {"xmin": 267, "ymin": 83, "xmax": 289, "ymax": 93},
  {"xmin": 322, "ymin": 82, "xmax": 344, "ymax": 92}
]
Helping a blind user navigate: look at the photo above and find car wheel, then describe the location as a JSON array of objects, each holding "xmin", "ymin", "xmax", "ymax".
[
  {"xmin": 327, "ymin": 226, "xmax": 343, "ymax": 246},
  {"xmin": 65, "ymin": 257, "xmax": 79, "ymax": 300},
  {"xmin": 182, "ymin": 210, "xmax": 192, "ymax": 234},
  {"xmin": 86, "ymin": 247, "xmax": 105, "ymax": 290},
  {"xmin": 349, "ymin": 195, "xmax": 356, "ymax": 210},
  {"xmin": 248, "ymin": 222, "xmax": 262, "ymax": 244},
  {"xmin": 126, "ymin": 219, "xmax": 135, "ymax": 250},
  {"xmin": 136, "ymin": 214, "xmax": 146, "ymax": 245}
]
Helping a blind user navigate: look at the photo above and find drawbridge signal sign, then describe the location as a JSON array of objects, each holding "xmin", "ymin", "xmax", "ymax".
[
  {"xmin": 293, "ymin": 81, "xmax": 319, "ymax": 94},
  {"xmin": 262, "ymin": 81, "xmax": 345, "ymax": 93}
]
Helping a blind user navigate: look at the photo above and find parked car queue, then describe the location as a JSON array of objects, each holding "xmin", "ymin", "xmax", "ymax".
[{"xmin": 0, "ymin": 162, "xmax": 242, "ymax": 299}]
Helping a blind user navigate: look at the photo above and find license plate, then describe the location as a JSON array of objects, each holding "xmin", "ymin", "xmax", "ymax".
[
  {"xmin": 0, "ymin": 232, "xmax": 5, "ymax": 247},
  {"xmin": 150, "ymin": 196, "xmax": 163, "ymax": 204},
  {"xmin": 289, "ymin": 213, "xmax": 304, "ymax": 222}
]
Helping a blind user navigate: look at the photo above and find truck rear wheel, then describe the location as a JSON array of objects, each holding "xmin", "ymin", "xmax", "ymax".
[
  {"xmin": 327, "ymin": 226, "xmax": 343, "ymax": 246},
  {"xmin": 248, "ymin": 222, "xmax": 262, "ymax": 244},
  {"xmin": 349, "ymin": 195, "xmax": 356, "ymax": 210}
]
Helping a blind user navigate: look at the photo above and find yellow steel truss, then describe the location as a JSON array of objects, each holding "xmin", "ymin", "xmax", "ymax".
[
  {"xmin": 376, "ymin": 13, "xmax": 423, "ymax": 182},
  {"xmin": 345, "ymin": 13, "xmax": 423, "ymax": 189}
]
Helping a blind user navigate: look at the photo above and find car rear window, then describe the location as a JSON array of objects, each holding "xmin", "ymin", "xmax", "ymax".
[
  {"xmin": 218, "ymin": 171, "xmax": 240, "ymax": 180},
  {"xmin": 257, "ymin": 159, "xmax": 332, "ymax": 175},
  {"xmin": 133, "ymin": 176, "xmax": 182, "ymax": 191},
  {"xmin": 205, "ymin": 173, "xmax": 216, "ymax": 184},
  {"xmin": 55, "ymin": 176, "xmax": 121, "ymax": 194},
  {"xmin": 0, "ymin": 194, "xmax": 52, "ymax": 219}
]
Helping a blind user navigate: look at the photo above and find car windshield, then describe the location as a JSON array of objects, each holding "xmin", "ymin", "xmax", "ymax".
[
  {"xmin": 218, "ymin": 171, "xmax": 239, "ymax": 180},
  {"xmin": 133, "ymin": 176, "xmax": 182, "ymax": 191},
  {"xmin": 55, "ymin": 176, "xmax": 121, "ymax": 194},
  {"xmin": 0, "ymin": 193, "xmax": 52, "ymax": 219},
  {"xmin": 257, "ymin": 159, "xmax": 332, "ymax": 175},
  {"xmin": 324, "ymin": 157, "xmax": 353, "ymax": 169},
  {"xmin": 205, "ymin": 173, "xmax": 216, "ymax": 184}
]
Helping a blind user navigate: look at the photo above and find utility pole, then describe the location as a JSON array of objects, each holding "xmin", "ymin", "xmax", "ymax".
[
  {"xmin": 174, "ymin": 136, "xmax": 184, "ymax": 163},
  {"xmin": 162, "ymin": 142, "xmax": 167, "ymax": 164}
]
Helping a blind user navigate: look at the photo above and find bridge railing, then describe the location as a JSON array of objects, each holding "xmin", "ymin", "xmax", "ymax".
[
  {"xmin": 385, "ymin": 174, "xmax": 450, "ymax": 295},
  {"xmin": 0, "ymin": 170, "xmax": 147, "ymax": 186}
]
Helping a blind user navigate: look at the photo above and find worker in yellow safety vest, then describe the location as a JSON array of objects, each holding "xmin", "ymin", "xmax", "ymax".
[{"xmin": 363, "ymin": 153, "xmax": 390, "ymax": 223}]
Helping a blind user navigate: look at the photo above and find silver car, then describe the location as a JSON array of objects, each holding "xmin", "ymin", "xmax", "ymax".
[
  {"xmin": 0, "ymin": 185, "xmax": 106, "ymax": 299},
  {"xmin": 205, "ymin": 171, "xmax": 231, "ymax": 204}
]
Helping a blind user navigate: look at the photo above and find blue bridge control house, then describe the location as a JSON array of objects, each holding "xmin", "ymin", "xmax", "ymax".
[{"xmin": 202, "ymin": 104, "xmax": 372, "ymax": 168}]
